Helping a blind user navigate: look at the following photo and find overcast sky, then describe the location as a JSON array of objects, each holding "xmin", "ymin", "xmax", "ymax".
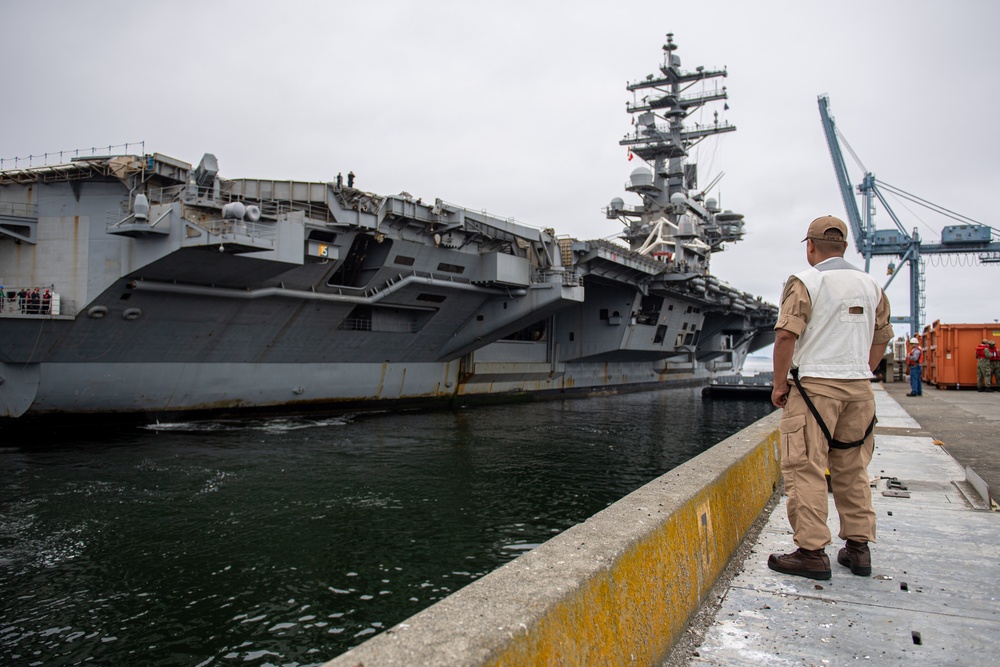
[{"xmin": 5, "ymin": 0, "xmax": 999, "ymax": 339}]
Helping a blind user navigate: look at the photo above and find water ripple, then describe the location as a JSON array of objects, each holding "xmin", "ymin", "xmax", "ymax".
[{"xmin": 0, "ymin": 386, "xmax": 774, "ymax": 665}]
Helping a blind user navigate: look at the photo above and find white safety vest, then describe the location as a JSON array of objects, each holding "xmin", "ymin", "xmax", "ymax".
[{"xmin": 790, "ymin": 257, "xmax": 881, "ymax": 379}]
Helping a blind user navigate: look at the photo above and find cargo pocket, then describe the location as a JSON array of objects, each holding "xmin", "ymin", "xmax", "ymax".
[{"xmin": 779, "ymin": 414, "xmax": 808, "ymax": 470}]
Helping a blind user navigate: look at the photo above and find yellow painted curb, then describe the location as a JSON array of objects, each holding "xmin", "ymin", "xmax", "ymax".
[{"xmin": 324, "ymin": 411, "xmax": 782, "ymax": 667}]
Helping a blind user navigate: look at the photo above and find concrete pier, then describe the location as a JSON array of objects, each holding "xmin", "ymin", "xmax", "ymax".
[
  {"xmin": 678, "ymin": 384, "xmax": 999, "ymax": 666},
  {"xmin": 322, "ymin": 384, "xmax": 998, "ymax": 666}
]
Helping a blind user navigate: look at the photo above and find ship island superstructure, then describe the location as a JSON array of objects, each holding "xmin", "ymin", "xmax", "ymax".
[{"xmin": 0, "ymin": 34, "xmax": 776, "ymax": 424}]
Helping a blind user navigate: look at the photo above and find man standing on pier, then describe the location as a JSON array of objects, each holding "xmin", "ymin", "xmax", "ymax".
[
  {"xmin": 769, "ymin": 216, "xmax": 893, "ymax": 580},
  {"xmin": 906, "ymin": 337, "xmax": 923, "ymax": 396},
  {"xmin": 976, "ymin": 339, "xmax": 992, "ymax": 392},
  {"xmin": 989, "ymin": 340, "xmax": 1000, "ymax": 391}
]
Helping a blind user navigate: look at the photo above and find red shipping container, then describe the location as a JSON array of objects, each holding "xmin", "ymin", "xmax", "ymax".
[{"xmin": 921, "ymin": 321, "xmax": 1000, "ymax": 389}]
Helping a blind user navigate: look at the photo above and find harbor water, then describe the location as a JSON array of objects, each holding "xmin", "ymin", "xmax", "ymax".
[{"xmin": 1, "ymin": 379, "xmax": 774, "ymax": 666}]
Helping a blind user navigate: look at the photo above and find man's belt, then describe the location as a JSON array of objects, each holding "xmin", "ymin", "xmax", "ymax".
[{"xmin": 789, "ymin": 367, "xmax": 875, "ymax": 449}]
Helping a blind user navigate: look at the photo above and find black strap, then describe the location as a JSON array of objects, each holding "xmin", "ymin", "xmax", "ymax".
[{"xmin": 789, "ymin": 368, "xmax": 875, "ymax": 449}]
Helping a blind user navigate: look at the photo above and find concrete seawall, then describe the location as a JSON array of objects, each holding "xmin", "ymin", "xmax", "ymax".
[{"xmin": 323, "ymin": 411, "xmax": 782, "ymax": 667}]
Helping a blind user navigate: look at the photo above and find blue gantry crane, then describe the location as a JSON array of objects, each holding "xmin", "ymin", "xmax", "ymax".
[{"xmin": 818, "ymin": 94, "xmax": 1000, "ymax": 336}]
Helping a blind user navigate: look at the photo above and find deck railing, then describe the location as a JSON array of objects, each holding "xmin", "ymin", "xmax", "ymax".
[
  {"xmin": 1, "ymin": 287, "xmax": 73, "ymax": 317},
  {"xmin": 0, "ymin": 142, "xmax": 146, "ymax": 171}
]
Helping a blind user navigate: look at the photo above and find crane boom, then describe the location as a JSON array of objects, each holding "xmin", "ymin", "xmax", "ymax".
[
  {"xmin": 817, "ymin": 95, "xmax": 865, "ymax": 254},
  {"xmin": 817, "ymin": 95, "xmax": 1000, "ymax": 336}
]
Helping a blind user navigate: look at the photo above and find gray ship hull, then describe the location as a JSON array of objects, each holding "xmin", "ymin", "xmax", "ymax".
[
  {"xmin": 0, "ymin": 244, "xmax": 768, "ymax": 423},
  {"xmin": 1, "ymin": 283, "xmax": 759, "ymax": 423},
  {"xmin": 4, "ymin": 356, "xmax": 720, "ymax": 421},
  {"xmin": 0, "ymin": 35, "xmax": 777, "ymax": 425}
]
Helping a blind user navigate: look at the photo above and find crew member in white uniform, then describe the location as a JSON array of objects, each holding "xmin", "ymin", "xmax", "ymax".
[{"xmin": 769, "ymin": 216, "xmax": 893, "ymax": 580}]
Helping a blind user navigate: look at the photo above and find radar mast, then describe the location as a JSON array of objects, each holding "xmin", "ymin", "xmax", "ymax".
[{"xmin": 610, "ymin": 33, "xmax": 745, "ymax": 272}]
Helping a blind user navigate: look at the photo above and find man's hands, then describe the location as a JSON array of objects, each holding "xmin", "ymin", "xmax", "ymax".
[{"xmin": 772, "ymin": 379, "xmax": 790, "ymax": 408}]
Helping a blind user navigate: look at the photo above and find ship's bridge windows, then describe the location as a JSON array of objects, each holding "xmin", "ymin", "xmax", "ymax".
[{"xmin": 328, "ymin": 234, "xmax": 393, "ymax": 288}]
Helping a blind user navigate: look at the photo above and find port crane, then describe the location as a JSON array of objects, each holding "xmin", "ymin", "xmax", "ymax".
[{"xmin": 818, "ymin": 94, "xmax": 1000, "ymax": 336}]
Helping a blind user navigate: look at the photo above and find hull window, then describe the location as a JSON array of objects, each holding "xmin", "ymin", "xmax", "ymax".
[
  {"xmin": 502, "ymin": 320, "xmax": 548, "ymax": 342},
  {"xmin": 340, "ymin": 305, "xmax": 433, "ymax": 334},
  {"xmin": 638, "ymin": 294, "xmax": 663, "ymax": 326}
]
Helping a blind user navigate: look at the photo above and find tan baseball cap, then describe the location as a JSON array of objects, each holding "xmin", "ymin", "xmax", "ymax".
[{"xmin": 803, "ymin": 215, "xmax": 848, "ymax": 242}]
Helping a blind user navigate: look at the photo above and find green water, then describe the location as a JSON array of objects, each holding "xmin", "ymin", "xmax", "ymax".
[{"xmin": 0, "ymin": 386, "xmax": 774, "ymax": 666}]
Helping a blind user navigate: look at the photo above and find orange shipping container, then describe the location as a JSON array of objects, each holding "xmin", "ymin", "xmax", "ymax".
[{"xmin": 921, "ymin": 321, "xmax": 1000, "ymax": 389}]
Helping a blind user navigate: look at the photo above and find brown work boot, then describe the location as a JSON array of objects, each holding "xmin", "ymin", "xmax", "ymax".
[
  {"xmin": 837, "ymin": 539, "xmax": 872, "ymax": 576},
  {"xmin": 767, "ymin": 548, "xmax": 831, "ymax": 580}
]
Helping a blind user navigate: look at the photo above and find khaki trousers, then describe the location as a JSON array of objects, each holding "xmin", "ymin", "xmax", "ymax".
[{"xmin": 779, "ymin": 385, "xmax": 876, "ymax": 550}]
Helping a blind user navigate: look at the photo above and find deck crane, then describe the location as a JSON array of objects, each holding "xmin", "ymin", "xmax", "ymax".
[{"xmin": 818, "ymin": 94, "xmax": 1000, "ymax": 336}]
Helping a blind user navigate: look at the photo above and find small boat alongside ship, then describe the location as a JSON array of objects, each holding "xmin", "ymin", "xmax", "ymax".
[
  {"xmin": 0, "ymin": 34, "xmax": 777, "ymax": 425},
  {"xmin": 702, "ymin": 372, "xmax": 774, "ymax": 399}
]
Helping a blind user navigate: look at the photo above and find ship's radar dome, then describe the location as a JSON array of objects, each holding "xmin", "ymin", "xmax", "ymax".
[
  {"xmin": 630, "ymin": 167, "xmax": 653, "ymax": 187},
  {"xmin": 670, "ymin": 192, "xmax": 685, "ymax": 205},
  {"xmin": 706, "ymin": 198, "xmax": 718, "ymax": 212},
  {"xmin": 609, "ymin": 197, "xmax": 624, "ymax": 212}
]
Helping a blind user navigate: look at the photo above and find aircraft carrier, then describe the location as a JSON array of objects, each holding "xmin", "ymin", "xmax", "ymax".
[{"xmin": 0, "ymin": 34, "xmax": 776, "ymax": 424}]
